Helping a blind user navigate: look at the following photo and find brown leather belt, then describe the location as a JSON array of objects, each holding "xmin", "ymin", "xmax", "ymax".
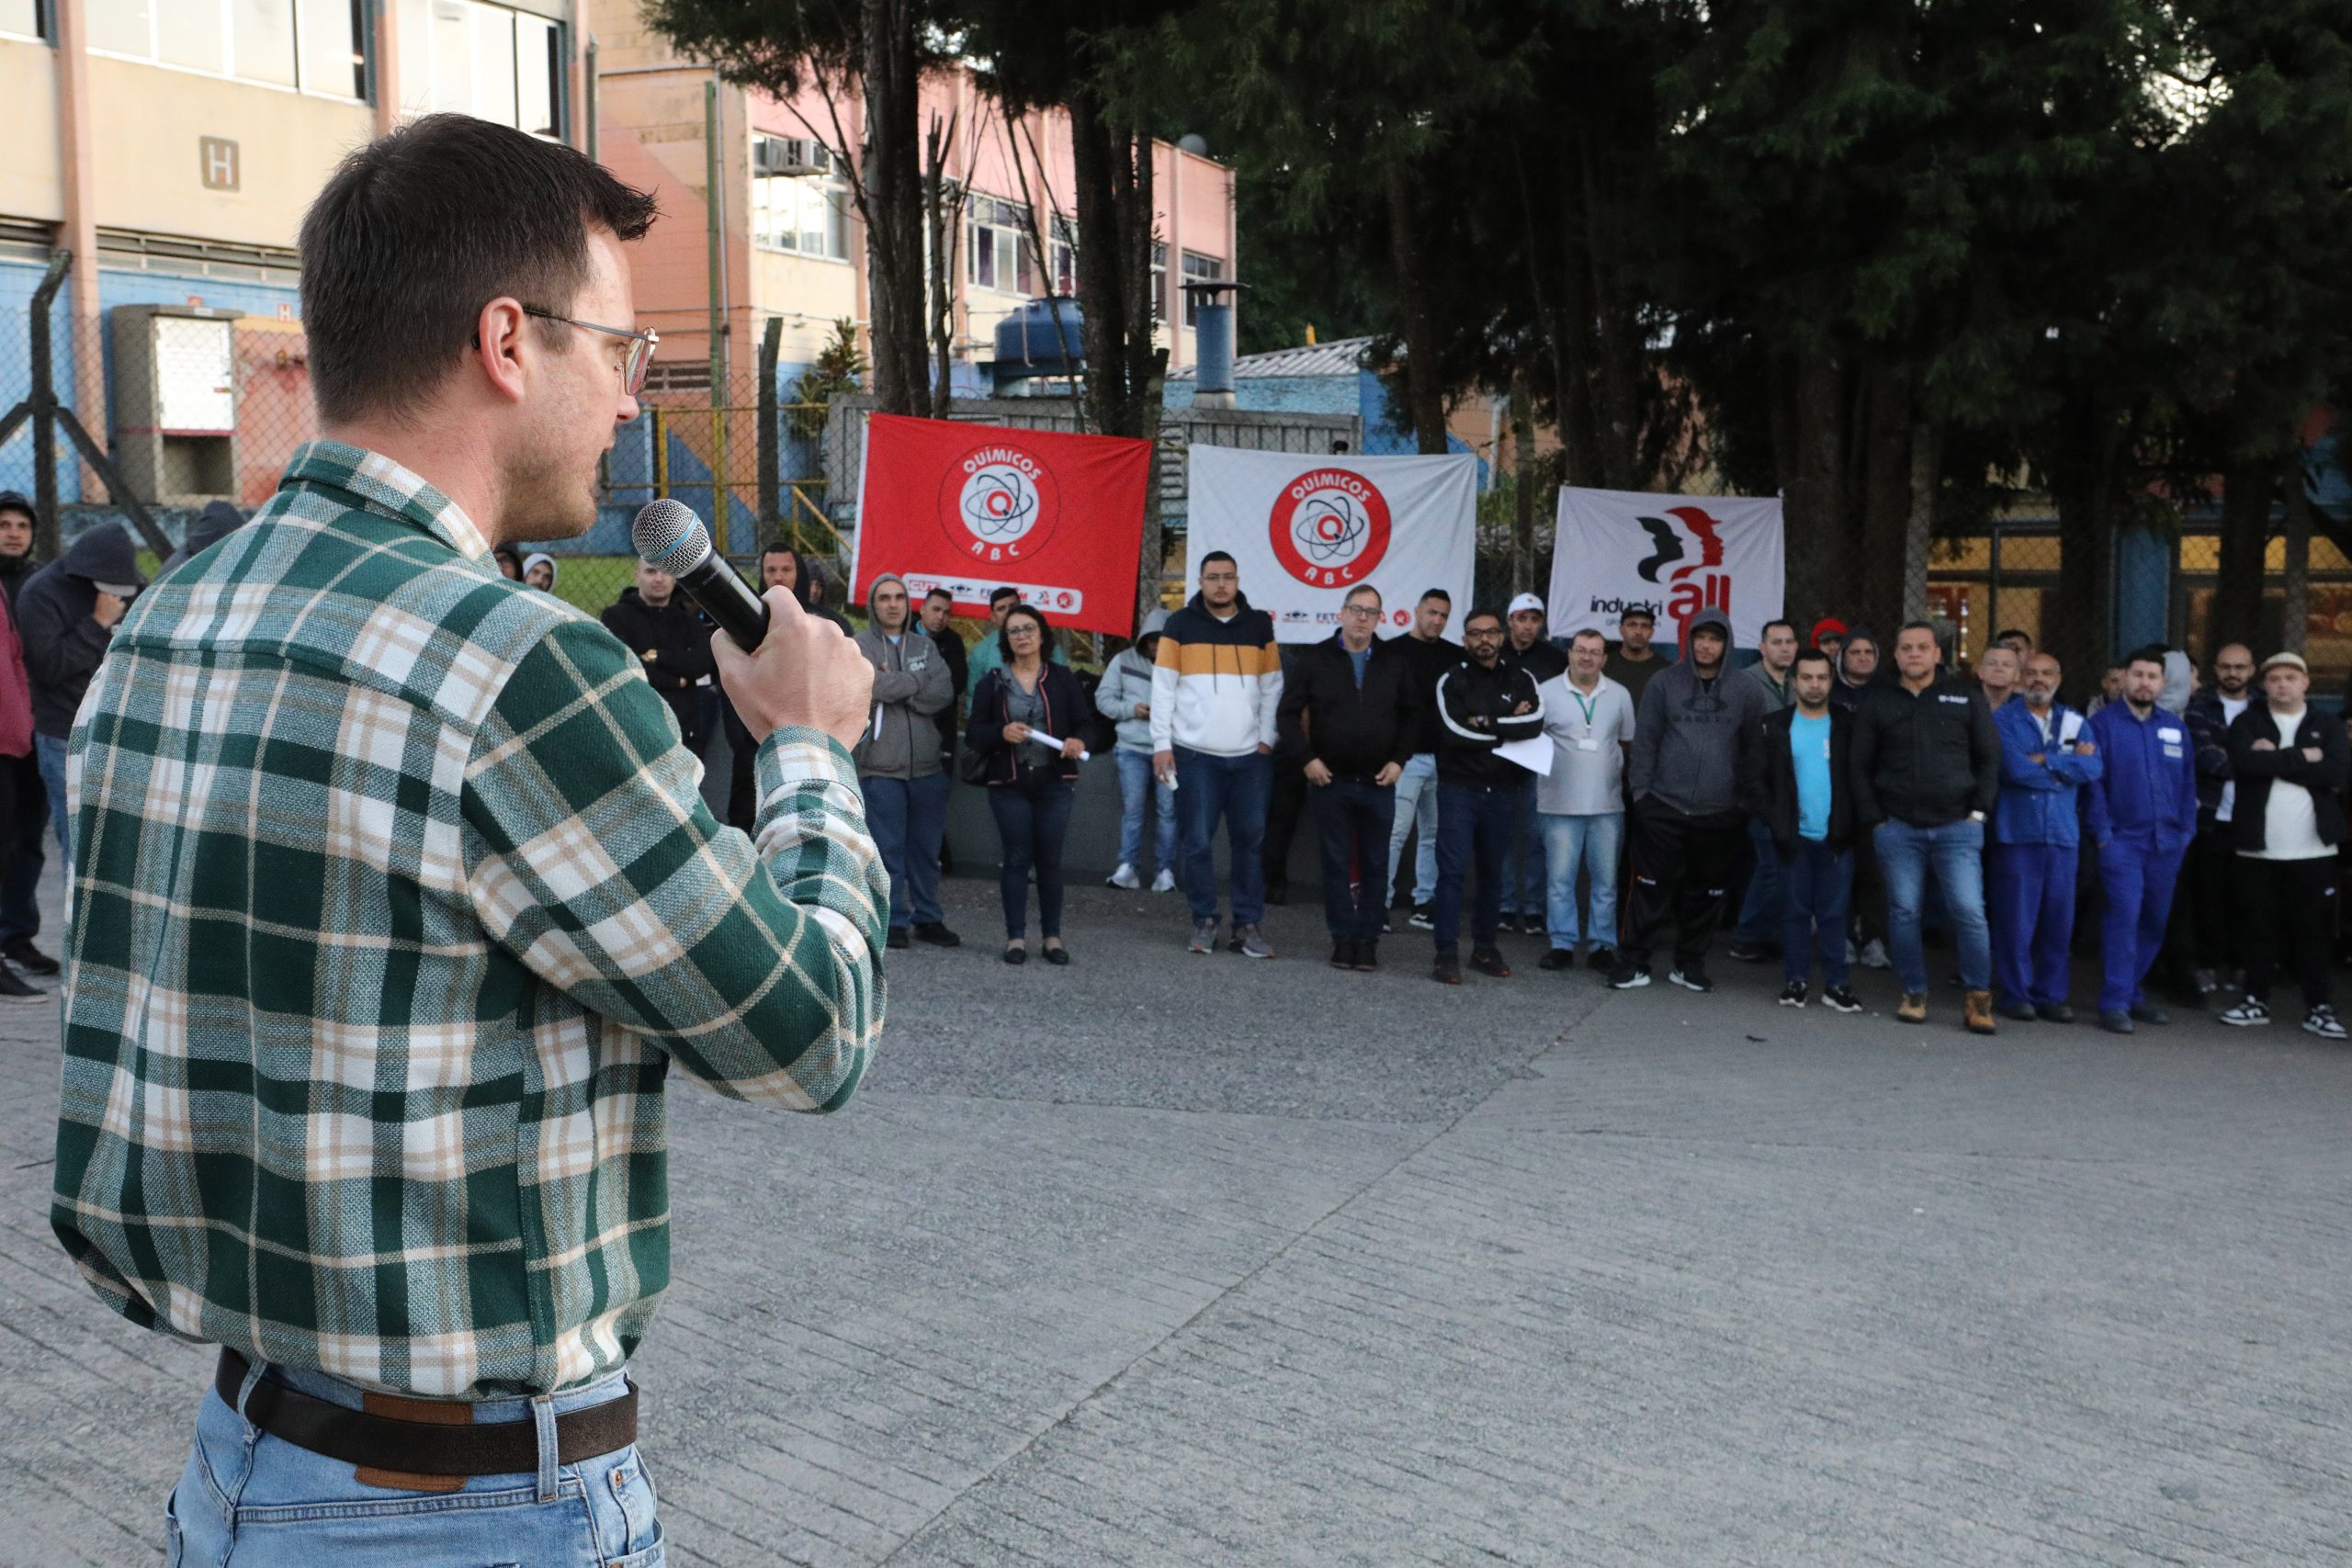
[{"xmin": 217, "ymin": 1348, "xmax": 638, "ymax": 1477}]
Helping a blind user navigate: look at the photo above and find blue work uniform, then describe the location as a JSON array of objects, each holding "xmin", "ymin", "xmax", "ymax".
[
  {"xmin": 1989, "ymin": 699, "xmax": 2102, "ymax": 1010},
  {"xmin": 2084, "ymin": 701, "xmax": 2200, "ymax": 1014}
]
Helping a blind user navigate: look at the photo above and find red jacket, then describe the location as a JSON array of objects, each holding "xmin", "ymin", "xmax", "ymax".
[{"xmin": 0, "ymin": 586, "xmax": 31, "ymax": 758}]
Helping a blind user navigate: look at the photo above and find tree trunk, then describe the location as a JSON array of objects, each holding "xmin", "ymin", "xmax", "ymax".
[
  {"xmin": 1856, "ymin": 356, "xmax": 1915, "ymax": 637},
  {"xmin": 861, "ymin": 0, "xmax": 929, "ymax": 417},
  {"xmin": 1579, "ymin": 135, "xmax": 1638, "ymax": 490},
  {"xmin": 1784, "ymin": 341, "xmax": 1855, "ymax": 626},
  {"xmin": 1134, "ymin": 348, "xmax": 1171, "ymax": 632},
  {"xmin": 1384, "ymin": 164, "xmax": 1448, "ymax": 455},
  {"xmin": 1510, "ymin": 371, "xmax": 1537, "ymax": 594},
  {"xmin": 2282, "ymin": 451, "xmax": 2312, "ymax": 655},
  {"xmin": 922, "ymin": 112, "xmax": 958, "ymax": 415},
  {"xmin": 1069, "ymin": 92, "xmax": 1138, "ymax": 437},
  {"xmin": 1552, "ymin": 133, "xmax": 1604, "ymax": 490},
  {"xmin": 2047, "ymin": 393, "xmax": 2121, "ymax": 707},
  {"xmin": 2211, "ymin": 457, "xmax": 2274, "ymax": 653}
]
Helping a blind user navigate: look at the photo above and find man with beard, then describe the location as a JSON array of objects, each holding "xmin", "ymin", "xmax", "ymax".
[{"xmin": 2170, "ymin": 641, "xmax": 2256, "ymax": 999}]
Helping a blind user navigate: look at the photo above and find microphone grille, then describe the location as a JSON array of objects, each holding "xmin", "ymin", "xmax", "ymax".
[{"xmin": 632, "ymin": 499, "xmax": 707, "ymax": 570}]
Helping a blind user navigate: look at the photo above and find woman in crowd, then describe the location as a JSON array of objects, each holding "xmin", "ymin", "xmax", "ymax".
[{"xmin": 967, "ymin": 604, "xmax": 1086, "ymax": 965}]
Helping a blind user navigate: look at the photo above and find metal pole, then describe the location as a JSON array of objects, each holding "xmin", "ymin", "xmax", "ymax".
[
  {"xmin": 705, "ymin": 79, "xmax": 729, "ymax": 552},
  {"xmin": 583, "ymin": 36, "xmax": 598, "ymax": 164},
  {"xmin": 27, "ymin": 252, "xmax": 66, "ymax": 560},
  {"xmin": 757, "ymin": 315, "xmax": 781, "ymax": 540}
]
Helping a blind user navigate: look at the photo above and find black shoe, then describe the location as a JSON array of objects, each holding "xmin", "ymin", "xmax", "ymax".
[
  {"xmin": 1517, "ymin": 914, "xmax": 1546, "ymax": 937},
  {"xmin": 1726, "ymin": 941, "xmax": 1772, "ymax": 964},
  {"xmin": 0, "ymin": 962, "xmax": 41, "ymax": 1003},
  {"xmin": 1352, "ymin": 940, "xmax": 1380, "ymax": 972},
  {"xmin": 1470, "ymin": 947, "xmax": 1510, "ymax": 978},
  {"xmin": 1609, "ymin": 963, "xmax": 1651, "ymax": 990},
  {"xmin": 887, "ymin": 927, "xmax": 911, "ymax": 951},
  {"xmin": 1331, "ymin": 940, "xmax": 1357, "ymax": 970},
  {"xmin": 1819, "ymin": 985, "xmax": 1864, "ymax": 1014},
  {"xmin": 1777, "ymin": 981, "xmax": 1807, "ymax": 1008},
  {"xmin": 1996, "ymin": 998, "xmax": 2039, "ymax": 1022},
  {"xmin": 2034, "ymin": 1002, "xmax": 2075, "ymax": 1023},
  {"xmin": 1586, "ymin": 946, "xmax": 1616, "ymax": 974},
  {"xmin": 2098, "ymin": 1010, "xmax": 2135, "ymax": 1035},
  {"xmin": 1538, "ymin": 948, "xmax": 1577, "ymax": 971},
  {"xmin": 2128, "ymin": 1003, "xmax": 2169, "ymax": 1025},
  {"xmin": 914, "ymin": 921, "xmax": 961, "ymax": 948},
  {"xmin": 1408, "ymin": 905, "xmax": 1435, "ymax": 931},
  {"xmin": 2190, "ymin": 966, "xmax": 2219, "ymax": 997},
  {"xmin": 1433, "ymin": 948, "xmax": 1462, "ymax": 985},
  {"xmin": 1668, "ymin": 964, "xmax": 1713, "ymax": 993},
  {"xmin": 1043, "ymin": 943, "xmax": 1070, "ymax": 965},
  {"xmin": 3, "ymin": 939, "xmax": 59, "ymax": 977},
  {"xmin": 1264, "ymin": 881, "xmax": 1290, "ymax": 907},
  {"xmin": 1001, "ymin": 942, "xmax": 1027, "ymax": 964}
]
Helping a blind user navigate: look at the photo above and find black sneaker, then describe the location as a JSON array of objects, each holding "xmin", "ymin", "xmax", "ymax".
[
  {"xmin": 1519, "ymin": 913, "xmax": 1547, "ymax": 937},
  {"xmin": 1408, "ymin": 905, "xmax": 1435, "ymax": 931},
  {"xmin": 1608, "ymin": 963, "xmax": 1651, "ymax": 990},
  {"xmin": 3, "ymin": 939, "xmax": 59, "ymax": 977},
  {"xmin": 1352, "ymin": 940, "xmax": 1380, "ymax": 972},
  {"xmin": 2218, "ymin": 997, "xmax": 2270, "ymax": 1028},
  {"xmin": 2034, "ymin": 1002, "xmax": 2075, "ymax": 1024},
  {"xmin": 1537, "ymin": 948, "xmax": 1577, "ymax": 971},
  {"xmin": 886, "ymin": 927, "xmax": 911, "ymax": 951},
  {"xmin": 1727, "ymin": 941, "xmax": 1772, "ymax": 964},
  {"xmin": 1819, "ymin": 986, "xmax": 1864, "ymax": 1014},
  {"xmin": 914, "ymin": 921, "xmax": 962, "ymax": 948},
  {"xmin": 1668, "ymin": 964, "xmax": 1713, "ymax": 993},
  {"xmin": 1432, "ymin": 948, "xmax": 1462, "ymax": 985},
  {"xmin": 0, "ymin": 962, "xmax": 41, "ymax": 1004},
  {"xmin": 1330, "ymin": 940, "xmax": 1357, "ymax": 971},
  {"xmin": 1777, "ymin": 981, "xmax": 1807, "ymax": 1008},
  {"xmin": 1996, "ymin": 998, "xmax": 2039, "ymax": 1022},
  {"xmin": 2302, "ymin": 1003, "xmax": 2347, "ymax": 1041},
  {"xmin": 1469, "ymin": 947, "xmax": 1510, "ymax": 978},
  {"xmin": 1586, "ymin": 946, "xmax": 1617, "ymax": 974},
  {"xmin": 2128, "ymin": 1002, "xmax": 2169, "ymax": 1025}
]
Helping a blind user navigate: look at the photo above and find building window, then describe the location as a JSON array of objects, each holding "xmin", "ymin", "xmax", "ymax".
[
  {"xmin": 1181, "ymin": 250, "xmax": 1223, "ymax": 328},
  {"xmin": 0, "ymin": 0, "xmax": 43, "ymax": 40},
  {"xmin": 967, "ymin": 194, "xmax": 1034, "ymax": 297},
  {"xmin": 752, "ymin": 137, "xmax": 851, "ymax": 260},
  {"xmin": 1047, "ymin": 216, "xmax": 1077, "ymax": 297},
  {"xmin": 86, "ymin": 0, "xmax": 368, "ymax": 98},
  {"xmin": 416, "ymin": 0, "xmax": 562, "ymax": 137}
]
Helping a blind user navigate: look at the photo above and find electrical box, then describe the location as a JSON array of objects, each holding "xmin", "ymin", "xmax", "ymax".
[{"xmin": 110, "ymin": 304, "xmax": 242, "ymax": 505}]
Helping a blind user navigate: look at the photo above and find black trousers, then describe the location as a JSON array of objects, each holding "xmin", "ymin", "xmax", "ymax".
[
  {"xmin": 2163, "ymin": 824, "xmax": 2238, "ymax": 979},
  {"xmin": 1261, "ymin": 751, "xmax": 1311, "ymax": 889},
  {"xmin": 2237, "ymin": 853, "xmax": 2336, "ymax": 1009},
  {"xmin": 1310, "ymin": 776, "xmax": 1397, "ymax": 942},
  {"xmin": 1623, "ymin": 800, "xmax": 1747, "ymax": 970}
]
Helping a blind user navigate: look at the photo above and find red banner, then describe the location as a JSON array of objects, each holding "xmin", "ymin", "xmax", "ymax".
[{"xmin": 850, "ymin": 413, "xmax": 1153, "ymax": 637}]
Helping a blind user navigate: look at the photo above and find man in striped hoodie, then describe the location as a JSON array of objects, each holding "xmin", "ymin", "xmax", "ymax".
[{"xmin": 1153, "ymin": 551, "xmax": 1285, "ymax": 957}]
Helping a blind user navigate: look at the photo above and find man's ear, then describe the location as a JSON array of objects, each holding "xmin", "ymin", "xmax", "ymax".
[{"xmin": 473, "ymin": 298, "xmax": 530, "ymax": 404}]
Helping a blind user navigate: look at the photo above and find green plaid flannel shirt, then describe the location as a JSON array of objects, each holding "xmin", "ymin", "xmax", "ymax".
[{"xmin": 51, "ymin": 442, "xmax": 887, "ymax": 1399}]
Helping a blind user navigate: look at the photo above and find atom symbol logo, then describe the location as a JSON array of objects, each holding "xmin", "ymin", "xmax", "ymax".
[
  {"xmin": 959, "ymin": 464, "xmax": 1043, "ymax": 542},
  {"xmin": 938, "ymin": 444, "xmax": 1060, "ymax": 562},
  {"xmin": 1269, "ymin": 468, "xmax": 1392, "ymax": 588}
]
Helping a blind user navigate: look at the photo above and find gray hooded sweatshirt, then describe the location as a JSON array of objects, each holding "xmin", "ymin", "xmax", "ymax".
[
  {"xmin": 852, "ymin": 572, "xmax": 952, "ymax": 779},
  {"xmin": 1095, "ymin": 608, "xmax": 1170, "ymax": 752},
  {"xmin": 1627, "ymin": 607, "xmax": 1769, "ymax": 818}
]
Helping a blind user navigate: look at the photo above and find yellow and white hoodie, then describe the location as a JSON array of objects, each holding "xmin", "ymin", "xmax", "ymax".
[{"xmin": 1148, "ymin": 590, "xmax": 1283, "ymax": 757}]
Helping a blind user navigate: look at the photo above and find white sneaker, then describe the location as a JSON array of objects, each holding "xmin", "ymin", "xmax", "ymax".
[
  {"xmin": 2302, "ymin": 1003, "xmax": 2346, "ymax": 1041},
  {"xmin": 1106, "ymin": 863, "xmax": 1141, "ymax": 890},
  {"xmin": 1149, "ymin": 867, "xmax": 1177, "ymax": 894},
  {"xmin": 1860, "ymin": 939, "xmax": 1891, "ymax": 970}
]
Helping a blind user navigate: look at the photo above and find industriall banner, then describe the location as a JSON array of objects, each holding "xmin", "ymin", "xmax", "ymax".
[
  {"xmin": 1548, "ymin": 487, "xmax": 1785, "ymax": 648},
  {"xmin": 1186, "ymin": 448, "xmax": 1477, "ymax": 643},
  {"xmin": 852, "ymin": 412, "xmax": 1153, "ymax": 637}
]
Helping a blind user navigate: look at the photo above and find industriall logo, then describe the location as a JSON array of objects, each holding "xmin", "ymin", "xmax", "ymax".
[
  {"xmin": 939, "ymin": 442, "xmax": 1061, "ymax": 563},
  {"xmin": 1269, "ymin": 468, "xmax": 1392, "ymax": 589},
  {"xmin": 1588, "ymin": 503, "xmax": 1732, "ymax": 630}
]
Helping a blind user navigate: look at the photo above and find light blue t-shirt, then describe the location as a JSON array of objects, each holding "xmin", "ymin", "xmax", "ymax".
[{"xmin": 1791, "ymin": 712, "xmax": 1834, "ymax": 841}]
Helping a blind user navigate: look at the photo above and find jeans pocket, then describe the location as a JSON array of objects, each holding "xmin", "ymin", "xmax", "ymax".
[
  {"xmin": 587, "ymin": 1447, "xmax": 662, "ymax": 1562},
  {"xmin": 164, "ymin": 1487, "xmax": 185, "ymax": 1568}
]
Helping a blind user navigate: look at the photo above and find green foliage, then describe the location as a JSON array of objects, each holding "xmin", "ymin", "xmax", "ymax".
[{"xmin": 787, "ymin": 320, "xmax": 867, "ymax": 442}]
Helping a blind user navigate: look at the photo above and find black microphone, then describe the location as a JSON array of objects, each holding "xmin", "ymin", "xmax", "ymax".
[{"xmin": 632, "ymin": 499, "xmax": 770, "ymax": 651}]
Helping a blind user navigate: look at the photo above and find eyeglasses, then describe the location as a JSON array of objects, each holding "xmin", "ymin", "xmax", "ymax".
[
  {"xmin": 1341, "ymin": 604, "xmax": 1382, "ymax": 618},
  {"xmin": 1006, "ymin": 625, "xmax": 1041, "ymax": 637},
  {"xmin": 522, "ymin": 307, "xmax": 659, "ymax": 396}
]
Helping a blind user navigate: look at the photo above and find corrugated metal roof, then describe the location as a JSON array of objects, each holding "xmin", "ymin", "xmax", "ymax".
[{"xmin": 1168, "ymin": 335, "xmax": 1377, "ymax": 381}]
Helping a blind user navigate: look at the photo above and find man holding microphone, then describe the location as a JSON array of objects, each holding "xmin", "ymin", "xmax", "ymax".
[{"xmin": 51, "ymin": 116, "xmax": 884, "ymax": 1564}]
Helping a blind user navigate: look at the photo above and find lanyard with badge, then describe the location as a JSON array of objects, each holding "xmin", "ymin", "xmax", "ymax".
[{"xmin": 1566, "ymin": 684, "xmax": 1601, "ymax": 750}]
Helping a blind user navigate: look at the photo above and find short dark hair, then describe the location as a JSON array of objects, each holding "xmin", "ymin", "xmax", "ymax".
[
  {"xmin": 1794, "ymin": 648, "xmax": 1834, "ymax": 672},
  {"xmin": 1759, "ymin": 619, "xmax": 1796, "ymax": 641},
  {"xmin": 1994, "ymin": 627, "xmax": 2033, "ymax": 648},
  {"xmin": 1618, "ymin": 606, "xmax": 1656, "ymax": 625},
  {"xmin": 299, "ymin": 114, "xmax": 658, "ymax": 425},
  {"xmin": 1199, "ymin": 550, "xmax": 1237, "ymax": 573},
  {"xmin": 2125, "ymin": 643, "xmax": 2170, "ymax": 671},
  {"xmin": 1464, "ymin": 608, "xmax": 1504, "ymax": 633},
  {"xmin": 1568, "ymin": 627, "xmax": 1607, "ymax": 651},
  {"xmin": 1343, "ymin": 583, "xmax": 1382, "ymax": 607},
  {"xmin": 989, "ymin": 585, "xmax": 1020, "ymax": 607},
  {"xmin": 1896, "ymin": 620, "xmax": 1939, "ymax": 642},
  {"xmin": 1418, "ymin": 588, "xmax": 1451, "ymax": 606},
  {"xmin": 760, "ymin": 538, "xmax": 797, "ymax": 559},
  {"xmin": 998, "ymin": 603, "xmax": 1053, "ymax": 660},
  {"xmin": 924, "ymin": 586, "xmax": 953, "ymax": 604}
]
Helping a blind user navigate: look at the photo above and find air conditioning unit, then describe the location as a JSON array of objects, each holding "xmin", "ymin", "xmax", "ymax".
[{"xmin": 753, "ymin": 136, "xmax": 832, "ymax": 177}]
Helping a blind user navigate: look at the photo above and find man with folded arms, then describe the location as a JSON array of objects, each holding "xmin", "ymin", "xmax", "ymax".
[{"xmin": 50, "ymin": 116, "xmax": 884, "ymax": 1564}]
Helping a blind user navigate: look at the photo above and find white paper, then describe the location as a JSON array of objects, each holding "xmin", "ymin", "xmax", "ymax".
[
  {"xmin": 1028, "ymin": 730, "xmax": 1091, "ymax": 763},
  {"xmin": 2058, "ymin": 712, "xmax": 2083, "ymax": 745},
  {"xmin": 1497, "ymin": 735, "xmax": 1554, "ymax": 776}
]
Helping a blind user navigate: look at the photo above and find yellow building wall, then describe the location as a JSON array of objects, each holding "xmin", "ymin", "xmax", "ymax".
[
  {"xmin": 751, "ymin": 249, "xmax": 859, "ymax": 368},
  {"xmin": 85, "ymin": 56, "xmax": 374, "ymax": 248},
  {"xmin": 0, "ymin": 36, "xmax": 62, "ymax": 220}
]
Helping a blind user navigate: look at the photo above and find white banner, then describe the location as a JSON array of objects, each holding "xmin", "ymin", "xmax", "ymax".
[
  {"xmin": 1548, "ymin": 488, "xmax": 1784, "ymax": 647},
  {"xmin": 1187, "ymin": 448, "xmax": 1477, "ymax": 643}
]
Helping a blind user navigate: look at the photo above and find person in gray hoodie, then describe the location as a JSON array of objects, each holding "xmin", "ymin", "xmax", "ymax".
[
  {"xmin": 1097, "ymin": 607, "xmax": 1179, "ymax": 892},
  {"xmin": 17, "ymin": 522, "xmax": 146, "ymax": 872},
  {"xmin": 1611, "ymin": 607, "xmax": 1768, "ymax": 992},
  {"xmin": 854, "ymin": 572, "xmax": 959, "ymax": 950}
]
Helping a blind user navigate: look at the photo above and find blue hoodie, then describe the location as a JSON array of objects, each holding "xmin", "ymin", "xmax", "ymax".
[
  {"xmin": 1992, "ymin": 697, "xmax": 2102, "ymax": 847},
  {"xmin": 2085, "ymin": 699, "xmax": 2199, "ymax": 853}
]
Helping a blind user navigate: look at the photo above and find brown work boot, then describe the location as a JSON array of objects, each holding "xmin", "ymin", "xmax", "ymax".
[
  {"xmin": 1963, "ymin": 989, "xmax": 1997, "ymax": 1034},
  {"xmin": 1896, "ymin": 992, "xmax": 1928, "ymax": 1025}
]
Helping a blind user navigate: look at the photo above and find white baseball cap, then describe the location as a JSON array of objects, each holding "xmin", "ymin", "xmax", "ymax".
[{"xmin": 1507, "ymin": 592, "xmax": 1544, "ymax": 617}]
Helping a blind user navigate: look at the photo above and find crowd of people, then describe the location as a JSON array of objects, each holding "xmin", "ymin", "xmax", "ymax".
[{"xmin": 745, "ymin": 544, "xmax": 2346, "ymax": 1043}]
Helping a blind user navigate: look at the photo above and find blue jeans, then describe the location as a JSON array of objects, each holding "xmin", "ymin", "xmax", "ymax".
[
  {"xmin": 1309, "ymin": 775, "xmax": 1396, "ymax": 942},
  {"xmin": 1988, "ymin": 841, "xmax": 2077, "ymax": 1009},
  {"xmin": 2097, "ymin": 834, "xmax": 2185, "ymax": 1014},
  {"xmin": 1781, "ymin": 839, "xmax": 1853, "ymax": 987},
  {"xmin": 1385, "ymin": 752, "xmax": 1439, "ymax": 906},
  {"xmin": 1176, "ymin": 747, "xmax": 1272, "ymax": 925},
  {"xmin": 1502, "ymin": 786, "xmax": 1546, "ymax": 915},
  {"xmin": 0, "ymin": 750, "xmax": 44, "ymax": 944},
  {"xmin": 167, "ymin": 1359, "xmax": 662, "ymax": 1566},
  {"xmin": 1873, "ymin": 818, "xmax": 1990, "ymax": 995},
  {"xmin": 36, "ymin": 730, "xmax": 69, "ymax": 872},
  {"xmin": 988, "ymin": 772, "xmax": 1075, "ymax": 939},
  {"xmin": 1539, "ymin": 810, "xmax": 1622, "ymax": 950},
  {"xmin": 1736, "ymin": 817, "xmax": 1788, "ymax": 944},
  {"xmin": 1435, "ymin": 780, "xmax": 1521, "ymax": 951},
  {"xmin": 1114, "ymin": 748, "xmax": 1179, "ymax": 874},
  {"xmin": 862, "ymin": 770, "xmax": 949, "ymax": 930}
]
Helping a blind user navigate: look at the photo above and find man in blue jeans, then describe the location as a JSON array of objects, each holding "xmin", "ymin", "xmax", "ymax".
[
  {"xmin": 1741, "ymin": 649, "xmax": 1864, "ymax": 1011},
  {"xmin": 1532, "ymin": 628, "xmax": 1634, "ymax": 972},
  {"xmin": 2083, "ymin": 646, "xmax": 2199, "ymax": 1033},
  {"xmin": 1430, "ymin": 609, "xmax": 1546, "ymax": 983},
  {"xmin": 1728, "ymin": 618, "xmax": 1800, "ymax": 962},
  {"xmin": 1852, "ymin": 621, "xmax": 2003, "ymax": 1032},
  {"xmin": 1153, "ymin": 552, "xmax": 1284, "ymax": 958}
]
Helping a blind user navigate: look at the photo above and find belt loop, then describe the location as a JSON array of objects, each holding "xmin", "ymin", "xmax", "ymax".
[
  {"xmin": 531, "ymin": 1393, "xmax": 560, "ymax": 1501},
  {"xmin": 234, "ymin": 1359, "xmax": 267, "ymax": 1427}
]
